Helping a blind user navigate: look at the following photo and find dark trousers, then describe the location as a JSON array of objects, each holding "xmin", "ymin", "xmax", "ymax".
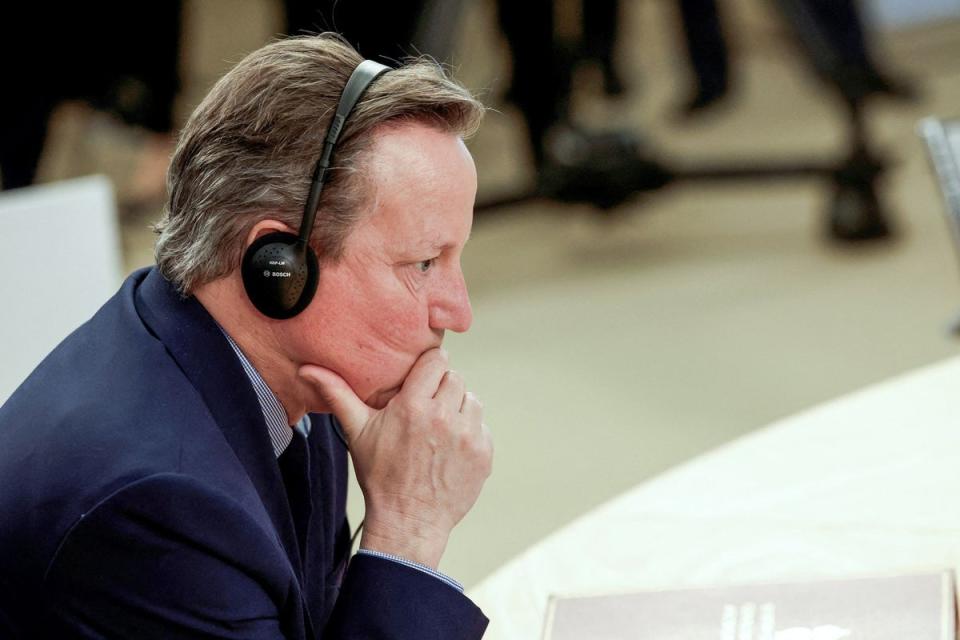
[{"xmin": 678, "ymin": 0, "xmax": 730, "ymax": 96}]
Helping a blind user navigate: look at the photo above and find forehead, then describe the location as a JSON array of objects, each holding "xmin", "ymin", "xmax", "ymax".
[{"xmin": 349, "ymin": 123, "xmax": 477, "ymax": 252}]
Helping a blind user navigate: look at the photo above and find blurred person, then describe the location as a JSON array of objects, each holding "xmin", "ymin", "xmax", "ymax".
[
  {"xmin": 283, "ymin": 0, "xmax": 624, "ymax": 169},
  {"xmin": 673, "ymin": 0, "xmax": 914, "ymax": 117},
  {"xmin": 0, "ymin": 34, "xmax": 491, "ymax": 639},
  {"xmin": 494, "ymin": 0, "xmax": 670, "ymax": 208}
]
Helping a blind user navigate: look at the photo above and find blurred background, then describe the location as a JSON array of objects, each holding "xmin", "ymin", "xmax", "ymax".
[{"xmin": 1, "ymin": 0, "xmax": 959, "ymax": 589}]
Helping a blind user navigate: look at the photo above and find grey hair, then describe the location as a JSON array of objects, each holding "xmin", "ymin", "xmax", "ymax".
[{"xmin": 154, "ymin": 33, "xmax": 484, "ymax": 295}]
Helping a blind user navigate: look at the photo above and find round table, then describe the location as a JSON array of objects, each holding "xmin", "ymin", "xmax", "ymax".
[{"xmin": 469, "ymin": 357, "xmax": 960, "ymax": 639}]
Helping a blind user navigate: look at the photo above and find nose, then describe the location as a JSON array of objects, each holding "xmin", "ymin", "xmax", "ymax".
[{"xmin": 429, "ymin": 268, "xmax": 473, "ymax": 333}]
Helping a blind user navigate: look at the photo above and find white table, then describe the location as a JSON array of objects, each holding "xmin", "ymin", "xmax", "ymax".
[{"xmin": 469, "ymin": 357, "xmax": 960, "ymax": 639}]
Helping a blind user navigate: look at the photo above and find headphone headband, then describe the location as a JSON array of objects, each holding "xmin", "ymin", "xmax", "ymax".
[{"xmin": 299, "ymin": 59, "xmax": 391, "ymax": 245}]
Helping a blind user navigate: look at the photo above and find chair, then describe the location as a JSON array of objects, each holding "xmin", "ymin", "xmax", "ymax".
[
  {"xmin": 0, "ymin": 175, "xmax": 122, "ymax": 403},
  {"xmin": 918, "ymin": 117, "xmax": 960, "ymax": 332}
]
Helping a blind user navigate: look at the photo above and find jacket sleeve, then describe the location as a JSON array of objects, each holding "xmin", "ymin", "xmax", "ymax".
[
  {"xmin": 41, "ymin": 474, "xmax": 303, "ymax": 639},
  {"xmin": 324, "ymin": 553, "xmax": 489, "ymax": 639},
  {"xmin": 41, "ymin": 473, "xmax": 489, "ymax": 639}
]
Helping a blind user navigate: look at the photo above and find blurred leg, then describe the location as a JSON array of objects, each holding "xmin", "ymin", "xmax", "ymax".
[
  {"xmin": 497, "ymin": 0, "xmax": 568, "ymax": 166},
  {"xmin": 802, "ymin": 0, "xmax": 872, "ymax": 68},
  {"xmin": 773, "ymin": 0, "xmax": 915, "ymax": 101},
  {"xmin": 583, "ymin": 0, "xmax": 625, "ymax": 95},
  {"xmin": 677, "ymin": 0, "xmax": 730, "ymax": 114}
]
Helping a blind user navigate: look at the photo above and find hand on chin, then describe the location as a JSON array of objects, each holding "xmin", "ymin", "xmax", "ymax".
[
  {"xmin": 360, "ymin": 348, "xmax": 440, "ymax": 409},
  {"xmin": 364, "ymin": 385, "xmax": 402, "ymax": 410},
  {"xmin": 312, "ymin": 348, "xmax": 435, "ymax": 412}
]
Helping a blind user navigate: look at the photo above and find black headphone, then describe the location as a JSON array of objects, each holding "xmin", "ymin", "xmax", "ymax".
[{"xmin": 241, "ymin": 59, "xmax": 391, "ymax": 319}]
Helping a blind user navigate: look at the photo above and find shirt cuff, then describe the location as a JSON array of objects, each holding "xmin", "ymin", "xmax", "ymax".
[{"xmin": 355, "ymin": 549, "xmax": 464, "ymax": 593}]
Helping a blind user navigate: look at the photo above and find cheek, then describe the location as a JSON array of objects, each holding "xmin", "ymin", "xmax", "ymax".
[
  {"xmin": 364, "ymin": 303, "xmax": 427, "ymax": 351},
  {"xmin": 337, "ymin": 306, "xmax": 429, "ymax": 401},
  {"xmin": 304, "ymin": 269, "xmax": 432, "ymax": 397},
  {"xmin": 347, "ymin": 302, "xmax": 431, "ymax": 393}
]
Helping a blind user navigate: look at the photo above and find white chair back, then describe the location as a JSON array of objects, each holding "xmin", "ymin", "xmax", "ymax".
[{"xmin": 0, "ymin": 176, "xmax": 122, "ymax": 403}]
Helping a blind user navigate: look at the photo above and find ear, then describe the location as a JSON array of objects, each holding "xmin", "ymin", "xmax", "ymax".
[{"xmin": 245, "ymin": 219, "xmax": 297, "ymax": 248}]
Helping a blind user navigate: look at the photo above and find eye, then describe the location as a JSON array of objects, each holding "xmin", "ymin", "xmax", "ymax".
[{"xmin": 415, "ymin": 258, "xmax": 435, "ymax": 273}]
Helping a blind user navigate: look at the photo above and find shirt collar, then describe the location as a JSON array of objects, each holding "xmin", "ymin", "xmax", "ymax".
[{"xmin": 220, "ymin": 330, "xmax": 310, "ymax": 457}]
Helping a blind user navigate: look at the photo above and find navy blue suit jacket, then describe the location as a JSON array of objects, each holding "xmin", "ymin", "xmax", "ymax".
[{"xmin": 0, "ymin": 267, "xmax": 488, "ymax": 639}]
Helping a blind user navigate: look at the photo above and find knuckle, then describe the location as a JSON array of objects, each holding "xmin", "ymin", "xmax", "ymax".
[
  {"xmin": 464, "ymin": 428, "xmax": 491, "ymax": 460},
  {"xmin": 410, "ymin": 398, "xmax": 430, "ymax": 419},
  {"xmin": 395, "ymin": 397, "xmax": 417, "ymax": 420},
  {"xmin": 464, "ymin": 391, "xmax": 483, "ymax": 412},
  {"xmin": 398, "ymin": 398, "xmax": 430, "ymax": 431},
  {"xmin": 481, "ymin": 423, "xmax": 493, "ymax": 448},
  {"xmin": 429, "ymin": 406, "xmax": 452, "ymax": 431}
]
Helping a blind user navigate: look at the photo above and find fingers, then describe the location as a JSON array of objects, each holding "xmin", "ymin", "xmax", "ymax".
[
  {"xmin": 399, "ymin": 348, "xmax": 449, "ymax": 399},
  {"xmin": 479, "ymin": 421, "xmax": 494, "ymax": 476},
  {"xmin": 298, "ymin": 365, "xmax": 373, "ymax": 442},
  {"xmin": 434, "ymin": 369, "xmax": 466, "ymax": 408},
  {"xmin": 460, "ymin": 391, "xmax": 482, "ymax": 418},
  {"xmin": 462, "ymin": 393, "xmax": 490, "ymax": 473},
  {"xmin": 461, "ymin": 392, "xmax": 489, "ymax": 452}
]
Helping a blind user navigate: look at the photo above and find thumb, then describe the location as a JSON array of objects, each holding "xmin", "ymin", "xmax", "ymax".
[{"xmin": 298, "ymin": 365, "xmax": 373, "ymax": 441}]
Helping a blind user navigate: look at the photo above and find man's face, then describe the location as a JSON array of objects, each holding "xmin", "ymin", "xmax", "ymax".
[{"xmin": 284, "ymin": 123, "xmax": 477, "ymax": 409}]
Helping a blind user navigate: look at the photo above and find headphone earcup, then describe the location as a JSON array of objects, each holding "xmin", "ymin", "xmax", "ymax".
[{"xmin": 241, "ymin": 231, "xmax": 319, "ymax": 319}]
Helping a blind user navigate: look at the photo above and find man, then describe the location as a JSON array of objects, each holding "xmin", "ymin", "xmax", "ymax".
[{"xmin": 0, "ymin": 34, "xmax": 492, "ymax": 638}]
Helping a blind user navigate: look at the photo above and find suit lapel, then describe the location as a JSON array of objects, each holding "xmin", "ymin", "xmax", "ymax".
[{"xmin": 133, "ymin": 269, "xmax": 307, "ymax": 586}]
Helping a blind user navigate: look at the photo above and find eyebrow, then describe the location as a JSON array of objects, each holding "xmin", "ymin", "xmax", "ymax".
[
  {"xmin": 413, "ymin": 228, "xmax": 471, "ymax": 254},
  {"xmin": 418, "ymin": 239, "xmax": 454, "ymax": 253}
]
